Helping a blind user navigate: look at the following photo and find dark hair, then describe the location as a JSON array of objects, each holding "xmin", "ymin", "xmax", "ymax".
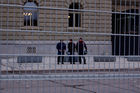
[
  {"xmin": 60, "ymin": 39, "xmax": 63, "ymax": 42},
  {"xmin": 69, "ymin": 39, "xmax": 72, "ymax": 41},
  {"xmin": 79, "ymin": 38, "xmax": 82, "ymax": 40}
]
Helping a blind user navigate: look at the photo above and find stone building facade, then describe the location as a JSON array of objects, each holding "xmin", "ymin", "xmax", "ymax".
[{"xmin": 0, "ymin": 0, "xmax": 139, "ymax": 55}]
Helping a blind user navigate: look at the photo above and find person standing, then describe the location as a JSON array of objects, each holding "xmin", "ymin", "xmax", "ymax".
[
  {"xmin": 76, "ymin": 38, "xmax": 87, "ymax": 64},
  {"xmin": 56, "ymin": 40, "xmax": 66, "ymax": 64},
  {"xmin": 68, "ymin": 39, "xmax": 76, "ymax": 64}
]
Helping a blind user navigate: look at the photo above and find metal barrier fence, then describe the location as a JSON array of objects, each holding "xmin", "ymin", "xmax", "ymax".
[{"xmin": 0, "ymin": 0, "xmax": 140, "ymax": 93}]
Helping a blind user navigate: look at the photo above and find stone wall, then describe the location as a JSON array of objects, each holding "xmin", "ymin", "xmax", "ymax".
[
  {"xmin": 0, "ymin": 0, "xmax": 113, "ymax": 55},
  {"xmin": 0, "ymin": 40, "xmax": 112, "ymax": 55},
  {"xmin": 0, "ymin": 0, "xmax": 112, "ymax": 41}
]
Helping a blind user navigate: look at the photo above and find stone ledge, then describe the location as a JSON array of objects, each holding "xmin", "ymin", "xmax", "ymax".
[
  {"xmin": 17, "ymin": 56, "xmax": 79, "ymax": 63},
  {"xmin": 0, "ymin": 40, "xmax": 111, "ymax": 45},
  {"xmin": 94, "ymin": 56, "xmax": 116, "ymax": 62},
  {"xmin": 17, "ymin": 56, "xmax": 42, "ymax": 63},
  {"xmin": 127, "ymin": 57, "xmax": 140, "ymax": 62}
]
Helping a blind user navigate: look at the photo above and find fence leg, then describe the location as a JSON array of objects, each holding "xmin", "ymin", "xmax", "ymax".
[
  {"xmin": 0, "ymin": 56, "xmax": 1, "ymax": 90},
  {"xmin": 0, "ymin": 57, "xmax": 1, "ymax": 76},
  {"xmin": 139, "ymin": 6, "xmax": 140, "ymax": 55}
]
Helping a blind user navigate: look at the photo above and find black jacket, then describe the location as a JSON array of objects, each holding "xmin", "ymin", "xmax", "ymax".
[
  {"xmin": 56, "ymin": 42, "xmax": 66, "ymax": 55},
  {"xmin": 76, "ymin": 41, "xmax": 87, "ymax": 55},
  {"xmin": 68, "ymin": 42, "xmax": 75, "ymax": 54}
]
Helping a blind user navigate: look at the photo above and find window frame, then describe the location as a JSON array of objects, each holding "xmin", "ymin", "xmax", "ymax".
[
  {"xmin": 23, "ymin": 1, "xmax": 38, "ymax": 26},
  {"xmin": 68, "ymin": 3, "xmax": 83, "ymax": 28}
]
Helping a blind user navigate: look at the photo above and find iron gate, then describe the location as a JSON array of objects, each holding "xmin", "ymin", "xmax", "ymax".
[{"xmin": 0, "ymin": 0, "xmax": 140, "ymax": 93}]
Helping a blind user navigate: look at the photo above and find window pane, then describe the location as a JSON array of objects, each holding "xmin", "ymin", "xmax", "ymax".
[
  {"xmin": 69, "ymin": 13, "xmax": 73, "ymax": 27},
  {"xmin": 24, "ymin": 2, "xmax": 37, "ymax": 10},
  {"xmin": 32, "ymin": 12, "xmax": 38, "ymax": 26},
  {"xmin": 75, "ymin": 13, "xmax": 81, "ymax": 27},
  {"xmin": 24, "ymin": 14, "xmax": 30, "ymax": 26},
  {"xmin": 69, "ymin": 3, "xmax": 82, "ymax": 9}
]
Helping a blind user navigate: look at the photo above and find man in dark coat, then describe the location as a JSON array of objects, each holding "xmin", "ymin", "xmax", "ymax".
[
  {"xmin": 68, "ymin": 39, "xmax": 75, "ymax": 64},
  {"xmin": 56, "ymin": 40, "xmax": 66, "ymax": 64},
  {"xmin": 76, "ymin": 38, "xmax": 87, "ymax": 64}
]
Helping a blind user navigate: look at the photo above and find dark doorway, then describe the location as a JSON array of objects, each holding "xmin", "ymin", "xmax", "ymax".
[{"xmin": 112, "ymin": 9, "xmax": 139, "ymax": 55}]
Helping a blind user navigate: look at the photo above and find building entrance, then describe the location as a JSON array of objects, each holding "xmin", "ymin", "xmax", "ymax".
[{"xmin": 112, "ymin": 9, "xmax": 139, "ymax": 55}]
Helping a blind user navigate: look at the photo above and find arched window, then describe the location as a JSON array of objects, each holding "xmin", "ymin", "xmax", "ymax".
[
  {"xmin": 23, "ymin": 1, "xmax": 38, "ymax": 26},
  {"xmin": 69, "ymin": 3, "xmax": 82, "ymax": 27}
]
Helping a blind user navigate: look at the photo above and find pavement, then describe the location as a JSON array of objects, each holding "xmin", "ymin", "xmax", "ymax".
[{"xmin": 0, "ymin": 77, "xmax": 140, "ymax": 93}]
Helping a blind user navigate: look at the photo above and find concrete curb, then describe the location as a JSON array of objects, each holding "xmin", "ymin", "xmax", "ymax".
[{"xmin": 1, "ymin": 68, "xmax": 140, "ymax": 74}]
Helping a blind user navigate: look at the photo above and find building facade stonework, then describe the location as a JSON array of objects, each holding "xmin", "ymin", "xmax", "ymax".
[{"xmin": 0, "ymin": 0, "xmax": 139, "ymax": 55}]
